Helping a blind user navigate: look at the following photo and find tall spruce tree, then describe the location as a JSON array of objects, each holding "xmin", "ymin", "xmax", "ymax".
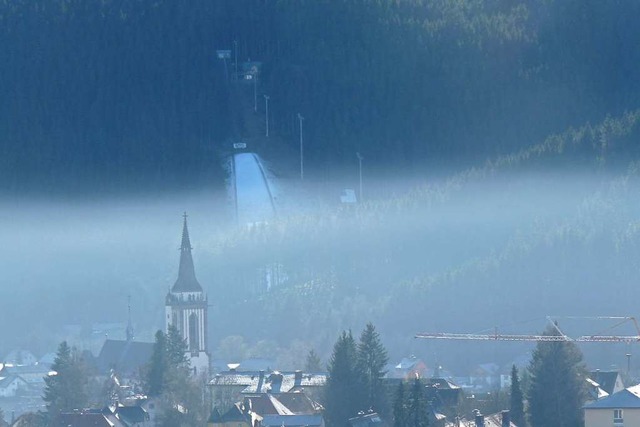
[
  {"xmin": 325, "ymin": 331, "xmax": 365, "ymax": 427},
  {"xmin": 357, "ymin": 323, "xmax": 389, "ymax": 414},
  {"xmin": 510, "ymin": 365, "xmax": 525, "ymax": 427},
  {"xmin": 305, "ymin": 349, "xmax": 322, "ymax": 371},
  {"xmin": 145, "ymin": 328, "xmax": 205, "ymax": 425},
  {"xmin": 146, "ymin": 330, "xmax": 168, "ymax": 397},
  {"xmin": 407, "ymin": 378, "xmax": 429, "ymax": 427},
  {"xmin": 0, "ymin": 407, "xmax": 7, "ymax": 427},
  {"xmin": 393, "ymin": 381, "xmax": 407, "ymax": 427},
  {"xmin": 43, "ymin": 341, "xmax": 88, "ymax": 415},
  {"xmin": 527, "ymin": 324, "xmax": 587, "ymax": 427},
  {"xmin": 166, "ymin": 324, "xmax": 190, "ymax": 369}
]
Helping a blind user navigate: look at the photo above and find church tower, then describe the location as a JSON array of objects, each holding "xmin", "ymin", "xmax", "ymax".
[{"xmin": 165, "ymin": 213, "xmax": 210, "ymax": 375}]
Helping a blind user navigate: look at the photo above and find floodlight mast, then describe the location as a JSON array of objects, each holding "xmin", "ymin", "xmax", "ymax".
[{"xmin": 415, "ymin": 316, "xmax": 640, "ymax": 343}]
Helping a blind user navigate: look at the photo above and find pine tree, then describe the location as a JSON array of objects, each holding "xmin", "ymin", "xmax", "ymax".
[
  {"xmin": 166, "ymin": 324, "xmax": 190, "ymax": 369},
  {"xmin": 527, "ymin": 324, "xmax": 587, "ymax": 427},
  {"xmin": 407, "ymin": 378, "xmax": 429, "ymax": 427},
  {"xmin": 510, "ymin": 365, "xmax": 525, "ymax": 427},
  {"xmin": 325, "ymin": 330, "xmax": 365, "ymax": 427},
  {"xmin": 357, "ymin": 322, "xmax": 389, "ymax": 414},
  {"xmin": 305, "ymin": 349, "xmax": 322, "ymax": 371},
  {"xmin": 146, "ymin": 330, "xmax": 168, "ymax": 397},
  {"xmin": 145, "ymin": 328, "xmax": 206, "ymax": 425},
  {"xmin": 43, "ymin": 341, "xmax": 88, "ymax": 415},
  {"xmin": 0, "ymin": 407, "xmax": 7, "ymax": 427},
  {"xmin": 393, "ymin": 381, "xmax": 407, "ymax": 427}
]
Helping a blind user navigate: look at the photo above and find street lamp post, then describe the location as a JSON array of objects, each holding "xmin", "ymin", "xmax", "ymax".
[
  {"xmin": 356, "ymin": 152, "xmax": 363, "ymax": 202},
  {"xmin": 233, "ymin": 40, "xmax": 238, "ymax": 80},
  {"xmin": 298, "ymin": 113, "xmax": 304, "ymax": 180},
  {"xmin": 253, "ymin": 74, "xmax": 258, "ymax": 112},
  {"xmin": 264, "ymin": 95, "xmax": 270, "ymax": 137}
]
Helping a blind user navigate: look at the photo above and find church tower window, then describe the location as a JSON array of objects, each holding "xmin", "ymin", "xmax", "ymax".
[{"xmin": 189, "ymin": 313, "xmax": 199, "ymax": 351}]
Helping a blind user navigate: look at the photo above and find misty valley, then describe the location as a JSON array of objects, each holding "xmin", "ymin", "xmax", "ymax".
[{"xmin": 2, "ymin": 1, "xmax": 640, "ymax": 426}]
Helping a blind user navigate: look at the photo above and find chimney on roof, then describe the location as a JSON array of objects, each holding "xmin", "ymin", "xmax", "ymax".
[
  {"xmin": 269, "ymin": 372, "xmax": 283, "ymax": 393},
  {"xmin": 501, "ymin": 410, "xmax": 510, "ymax": 427},
  {"xmin": 474, "ymin": 410, "xmax": 484, "ymax": 427},
  {"xmin": 257, "ymin": 370, "xmax": 265, "ymax": 392},
  {"xmin": 295, "ymin": 370, "xmax": 302, "ymax": 386}
]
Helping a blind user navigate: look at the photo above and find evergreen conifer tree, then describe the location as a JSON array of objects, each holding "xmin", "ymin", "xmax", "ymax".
[
  {"xmin": 146, "ymin": 330, "xmax": 168, "ymax": 397},
  {"xmin": 166, "ymin": 324, "xmax": 190, "ymax": 369},
  {"xmin": 325, "ymin": 331, "xmax": 365, "ymax": 427},
  {"xmin": 43, "ymin": 341, "xmax": 88, "ymax": 415},
  {"xmin": 305, "ymin": 349, "xmax": 322, "ymax": 371},
  {"xmin": 145, "ymin": 328, "xmax": 206, "ymax": 425},
  {"xmin": 510, "ymin": 365, "xmax": 525, "ymax": 427},
  {"xmin": 527, "ymin": 324, "xmax": 587, "ymax": 427},
  {"xmin": 357, "ymin": 322, "xmax": 389, "ymax": 414},
  {"xmin": 393, "ymin": 381, "xmax": 407, "ymax": 427},
  {"xmin": 0, "ymin": 407, "xmax": 8, "ymax": 427},
  {"xmin": 407, "ymin": 378, "xmax": 429, "ymax": 427}
]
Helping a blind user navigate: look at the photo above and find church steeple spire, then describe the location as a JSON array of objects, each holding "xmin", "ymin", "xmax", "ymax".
[
  {"xmin": 181, "ymin": 212, "xmax": 192, "ymax": 252},
  {"xmin": 165, "ymin": 212, "xmax": 209, "ymax": 375},
  {"xmin": 172, "ymin": 212, "xmax": 202, "ymax": 293}
]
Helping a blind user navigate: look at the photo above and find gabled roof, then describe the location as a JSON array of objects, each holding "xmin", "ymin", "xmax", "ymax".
[
  {"xmin": 243, "ymin": 394, "xmax": 294, "ymax": 416},
  {"xmin": 171, "ymin": 214, "xmax": 203, "ymax": 293},
  {"xmin": 277, "ymin": 392, "xmax": 323, "ymax": 413},
  {"xmin": 451, "ymin": 412, "xmax": 517, "ymax": 427},
  {"xmin": 3, "ymin": 349, "xmax": 37, "ymax": 365},
  {"xmin": 96, "ymin": 339, "xmax": 154, "ymax": 375},
  {"xmin": 209, "ymin": 370, "xmax": 327, "ymax": 394},
  {"xmin": 116, "ymin": 404, "xmax": 149, "ymax": 424},
  {"xmin": 585, "ymin": 384, "xmax": 640, "ymax": 409},
  {"xmin": 589, "ymin": 370, "xmax": 622, "ymax": 395},
  {"xmin": 209, "ymin": 408, "xmax": 223, "ymax": 423},
  {"xmin": 396, "ymin": 357, "xmax": 421, "ymax": 370},
  {"xmin": 56, "ymin": 412, "xmax": 125, "ymax": 427},
  {"xmin": 349, "ymin": 412, "xmax": 387, "ymax": 427},
  {"xmin": 425, "ymin": 378, "xmax": 460, "ymax": 390},
  {"xmin": 261, "ymin": 414, "xmax": 323, "ymax": 427},
  {"xmin": 219, "ymin": 403, "xmax": 252, "ymax": 423},
  {"xmin": 0, "ymin": 374, "xmax": 27, "ymax": 389},
  {"xmin": 586, "ymin": 377, "xmax": 609, "ymax": 400}
]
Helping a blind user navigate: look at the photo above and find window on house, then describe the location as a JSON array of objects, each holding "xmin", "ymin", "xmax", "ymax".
[
  {"xmin": 614, "ymin": 409, "xmax": 623, "ymax": 424},
  {"xmin": 189, "ymin": 313, "xmax": 199, "ymax": 351}
]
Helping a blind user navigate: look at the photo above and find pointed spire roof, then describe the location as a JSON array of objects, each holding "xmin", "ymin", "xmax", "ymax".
[{"xmin": 172, "ymin": 212, "xmax": 203, "ymax": 293}]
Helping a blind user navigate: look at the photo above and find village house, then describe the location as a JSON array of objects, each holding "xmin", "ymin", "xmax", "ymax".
[
  {"xmin": 446, "ymin": 410, "xmax": 517, "ymax": 427},
  {"xmin": 385, "ymin": 356, "xmax": 427, "ymax": 380},
  {"xmin": 209, "ymin": 390, "xmax": 324, "ymax": 427},
  {"xmin": 588, "ymin": 370, "xmax": 625, "ymax": 396},
  {"xmin": 584, "ymin": 384, "xmax": 640, "ymax": 427},
  {"xmin": 209, "ymin": 368, "xmax": 327, "ymax": 411}
]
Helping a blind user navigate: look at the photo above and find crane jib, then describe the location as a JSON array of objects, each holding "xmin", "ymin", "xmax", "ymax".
[{"xmin": 415, "ymin": 332, "xmax": 640, "ymax": 343}]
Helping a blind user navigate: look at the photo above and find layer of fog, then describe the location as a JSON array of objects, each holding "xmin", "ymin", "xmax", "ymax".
[{"xmin": 1, "ymin": 168, "xmax": 635, "ymax": 374}]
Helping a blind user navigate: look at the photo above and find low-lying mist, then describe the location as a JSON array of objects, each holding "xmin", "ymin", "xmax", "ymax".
[{"xmin": 3, "ymin": 164, "xmax": 637, "ymax": 375}]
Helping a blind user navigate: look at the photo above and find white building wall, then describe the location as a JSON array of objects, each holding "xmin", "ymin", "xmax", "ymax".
[{"xmin": 585, "ymin": 408, "xmax": 640, "ymax": 427}]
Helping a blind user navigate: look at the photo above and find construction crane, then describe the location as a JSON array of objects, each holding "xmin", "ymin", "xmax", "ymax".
[{"xmin": 415, "ymin": 316, "xmax": 640, "ymax": 344}]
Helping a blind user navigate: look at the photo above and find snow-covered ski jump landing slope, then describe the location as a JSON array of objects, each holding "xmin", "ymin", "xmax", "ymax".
[{"xmin": 231, "ymin": 152, "xmax": 277, "ymax": 225}]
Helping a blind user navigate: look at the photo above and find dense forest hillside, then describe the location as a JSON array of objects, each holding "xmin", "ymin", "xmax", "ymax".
[
  {"xmin": 2, "ymin": 0, "xmax": 640, "ymax": 193},
  {"xmin": 200, "ymin": 111, "xmax": 640, "ymax": 368},
  {"xmin": 3, "ymin": 1, "xmax": 640, "ymax": 373}
]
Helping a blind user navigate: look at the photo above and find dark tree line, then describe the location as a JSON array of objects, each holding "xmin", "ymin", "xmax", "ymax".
[
  {"xmin": 43, "ymin": 341, "xmax": 88, "ymax": 416},
  {"xmin": 144, "ymin": 325, "xmax": 208, "ymax": 426},
  {"xmin": 393, "ymin": 379, "xmax": 429, "ymax": 427},
  {"xmin": 3, "ymin": 0, "xmax": 640, "ymax": 193},
  {"xmin": 324, "ymin": 323, "xmax": 389, "ymax": 427}
]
